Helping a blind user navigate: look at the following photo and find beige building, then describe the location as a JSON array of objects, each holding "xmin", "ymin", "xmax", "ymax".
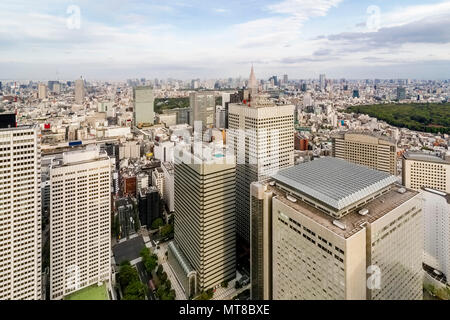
[
  {"xmin": 251, "ymin": 157, "xmax": 423, "ymax": 300},
  {"xmin": 332, "ymin": 131, "xmax": 397, "ymax": 175},
  {"xmin": 74, "ymin": 79, "xmax": 85, "ymax": 104},
  {"xmin": 170, "ymin": 143, "xmax": 236, "ymax": 297},
  {"xmin": 0, "ymin": 124, "xmax": 42, "ymax": 300},
  {"xmin": 189, "ymin": 92, "xmax": 215, "ymax": 129},
  {"xmin": 402, "ymin": 151, "xmax": 450, "ymax": 193},
  {"xmin": 38, "ymin": 83, "xmax": 47, "ymax": 100},
  {"xmin": 133, "ymin": 86, "xmax": 154, "ymax": 127},
  {"xmin": 49, "ymin": 148, "xmax": 111, "ymax": 300},
  {"xmin": 228, "ymin": 95, "xmax": 294, "ymax": 242}
]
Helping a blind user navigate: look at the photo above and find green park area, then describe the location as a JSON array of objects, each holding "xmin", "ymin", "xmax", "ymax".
[
  {"xmin": 64, "ymin": 283, "xmax": 109, "ymax": 300},
  {"xmin": 154, "ymin": 96, "xmax": 223, "ymax": 114},
  {"xmin": 345, "ymin": 103, "xmax": 450, "ymax": 134}
]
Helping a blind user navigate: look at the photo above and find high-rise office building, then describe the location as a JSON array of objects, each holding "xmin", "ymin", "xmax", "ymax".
[
  {"xmin": 397, "ymin": 86, "xmax": 406, "ymax": 100},
  {"xmin": 319, "ymin": 74, "xmax": 326, "ymax": 90},
  {"xmin": 422, "ymin": 188, "xmax": 450, "ymax": 285},
  {"xmin": 332, "ymin": 131, "xmax": 397, "ymax": 175},
  {"xmin": 189, "ymin": 92, "xmax": 215, "ymax": 129},
  {"xmin": 49, "ymin": 148, "xmax": 111, "ymax": 300},
  {"xmin": 133, "ymin": 86, "xmax": 155, "ymax": 127},
  {"xmin": 0, "ymin": 118, "xmax": 42, "ymax": 300},
  {"xmin": 228, "ymin": 95, "xmax": 294, "ymax": 242},
  {"xmin": 169, "ymin": 143, "xmax": 236, "ymax": 297},
  {"xmin": 138, "ymin": 187, "xmax": 161, "ymax": 228},
  {"xmin": 251, "ymin": 157, "xmax": 423, "ymax": 300},
  {"xmin": 248, "ymin": 65, "xmax": 258, "ymax": 96},
  {"xmin": 38, "ymin": 83, "xmax": 47, "ymax": 100},
  {"xmin": 74, "ymin": 78, "xmax": 85, "ymax": 104},
  {"xmin": 402, "ymin": 151, "xmax": 450, "ymax": 193}
]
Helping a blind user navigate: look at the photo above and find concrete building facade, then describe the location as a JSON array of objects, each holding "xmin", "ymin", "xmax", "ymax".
[
  {"xmin": 332, "ymin": 131, "xmax": 397, "ymax": 175},
  {"xmin": 0, "ymin": 124, "xmax": 42, "ymax": 300},
  {"xmin": 171, "ymin": 144, "xmax": 236, "ymax": 295},
  {"xmin": 251, "ymin": 158, "xmax": 423, "ymax": 300},
  {"xmin": 49, "ymin": 148, "xmax": 111, "ymax": 300},
  {"xmin": 402, "ymin": 151, "xmax": 450, "ymax": 193},
  {"xmin": 228, "ymin": 95, "xmax": 294, "ymax": 242}
]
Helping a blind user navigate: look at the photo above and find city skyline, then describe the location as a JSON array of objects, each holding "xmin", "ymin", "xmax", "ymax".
[{"xmin": 1, "ymin": 0, "xmax": 450, "ymax": 80}]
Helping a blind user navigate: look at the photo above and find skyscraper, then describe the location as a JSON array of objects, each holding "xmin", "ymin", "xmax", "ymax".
[
  {"xmin": 397, "ymin": 86, "xmax": 406, "ymax": 100},
  {"xmin": 228, "ymin": 95, "xmax": 295, "ymax": 243},
  {"xmin": 332, "ymin": 131, "xmax": 397, "ymax": 175},
  {"xmin": 0, "ymin": 116, "xmax": 42, "ymax": 300},
  {"xmin": 189, "ymin": 92, "xmax": 215, "ymax": 129},
  {"xmin": 170, "ymin": 143, "xmax": 236, "ymax": 297},
  {"xmin": 49, "ymin": 147, "xmax": 111, "ymax": 300},
  {"xmin": 74, "ymin": 78, "xmax": 85, "ymax": 104},
  {"xmin": 248, "ymin": 65, "xmax": 258, "ymax": 96},
  {"xmin": 38, "ymin": 83, "xmax": 47, "ymax": 100},
  {"xmin": 402, "ymin": 151, "xmax": 450, "ymax": 193},
  {"xmin": 251, "ymin": 158, "xmax": 423, "ymax": 300},
  {"xmin": 133, "ymin": 86, "xmax": 155, "ymax": 127},
  {"xmin": 319, "ymin": 74, "xmax": 326, "ymax": 91}
]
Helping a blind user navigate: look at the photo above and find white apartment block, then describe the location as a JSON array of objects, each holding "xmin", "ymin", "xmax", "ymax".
[
  {"xmin": 228, "ymin": 95, "xmax": 294, "ymax": 242},
  {"xmin": 0, "ymin": 124, "xmax": 42, "ymax": 300},
  {"xmin": 403, "ymin": 151, "xmax": 450, "ymax": 193},
  {"xmin": 423, "ymin": 188, "xmax": 450, "ymax": 284},
  {"xmin": 152, "ymin": 167, "xmax": 165, "ymax": 198},
  {"xmin": 162, "ymin": 162, "xmax": 174, "ymax": 213},
  {"xmin": 136, "ymin": 172, "xmax": 149, "ymax": 194},
  {"xmin": 251, "ymin": 158, "xmax": 423, "ymax": 300},
  {"xmin": 332, "ymin": 131, "xmax": 397, "ymax": 175},
  {"xmin": 49, "ymin": 148, "xmax": 111, "ymax": 300}
]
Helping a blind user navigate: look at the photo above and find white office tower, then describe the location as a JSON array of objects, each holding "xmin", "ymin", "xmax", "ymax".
[
  {"xmin": 423, "ymin": 188, "xmax": 450, "ymax": 285},
  {"xmin": 49, "ymin": 147, "xmax": 111, "ymax": 300},
  {"xmin": 38, "ymin": 83, "xmax": 47, "ymax": 100},
  {"xmin": 169, "ymin": 143, "xmax": 236, "ymax": 298},
  {"xmin": 228, "ymin": 95, "xmax": 294, "ymax": 242},
  {"xmin": 74, "ymin": 79, "xmax": 85, "ymax": 104},
  {"xmin": 133, "ymin": 86, "xmax": 155, "ymax": 127},
  {"xmin": 251, "ymin": 158, "xmax": 423, "ymax": 300},
  {"xmin": 403, "ymin": 151, "xmax": 450, "ymax": 193},
  {"xmin": 0, "ymin": 123, "xmax": 42, "ymax": 300},
  {"xmin": 154, "ymin": 141, "xmax": 174, "ymax": 163}
]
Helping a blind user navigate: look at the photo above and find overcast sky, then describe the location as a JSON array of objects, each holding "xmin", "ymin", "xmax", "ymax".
[{"xmin": 1, "ymin": 0, "xmax": 449, "ymax": 81}]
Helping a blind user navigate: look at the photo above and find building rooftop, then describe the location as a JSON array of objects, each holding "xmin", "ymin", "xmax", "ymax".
[
  {"xmin": 403, "ymin": 151, "xmax": 450, "ymax": 164},
  {"xmin": 64, "ymin": 283, "xmax": 109, "ymax": 300},
  {"xmin": 269, "ymin": 183, "xmax": 419, "ymax": 239},
  {"xmin": 272, "ymin": 157, "xmax": 398, "ymax": 211},
  {"xmin": 332, "ymin": 130, "xmax": 396, "ymax": 145}
]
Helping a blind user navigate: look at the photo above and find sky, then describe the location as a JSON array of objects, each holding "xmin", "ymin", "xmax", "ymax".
[{"xmin": 0, "ymin": 0, "xmax": 449, "ymax": 81}]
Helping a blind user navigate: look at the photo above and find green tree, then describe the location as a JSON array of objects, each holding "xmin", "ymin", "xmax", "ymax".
[
  {"xmin": 123, "ymin": 281, "xmax": 147, "ymax": 300},
  {"xmin": 119, "ymin": 264, "xmax": 139, "ymax": 289},
  {"xmin": 151, "ymin": 218, "xmax": 164, "ymax": 230}
]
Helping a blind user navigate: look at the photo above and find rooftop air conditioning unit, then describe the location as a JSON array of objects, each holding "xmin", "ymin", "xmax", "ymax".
[
  {"xmin": 358, "ymin": 208, "xmax": 369, "ymax": 216},
  {"xmin": 333, "ymin": 220, "xmax": 346, "ymax": 230}
]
